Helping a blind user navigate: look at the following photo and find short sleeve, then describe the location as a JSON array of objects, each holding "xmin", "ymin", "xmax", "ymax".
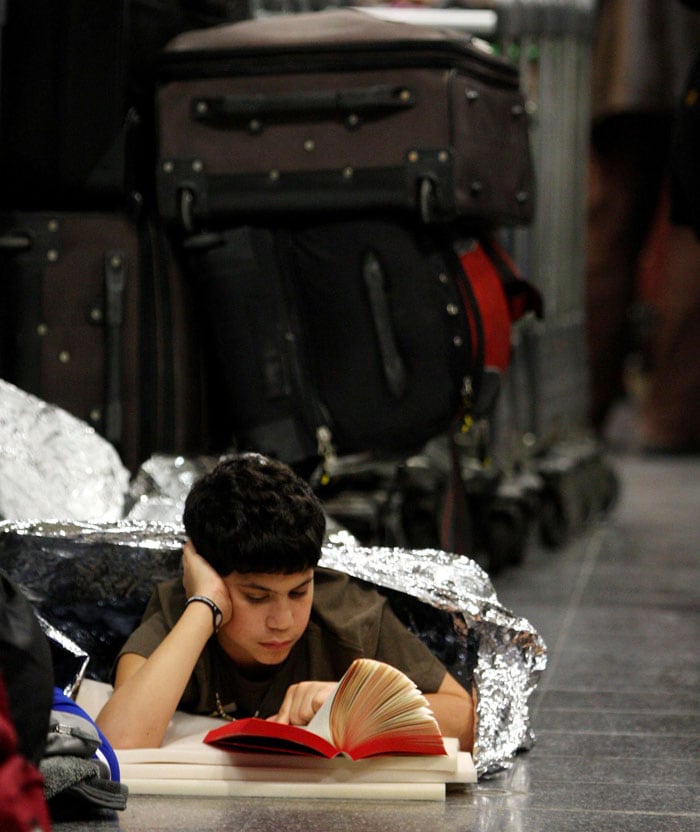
[
  {"xmin": 374, "ymin": 602, "xmax": 447, "ymax": 694},
  {"xmin": 310, "ymin": 567, "xmax": 447, "ymax": 694}
]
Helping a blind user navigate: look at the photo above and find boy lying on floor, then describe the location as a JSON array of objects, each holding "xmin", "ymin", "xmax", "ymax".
[{"xmin": 96, "ymin": 453, "xmax": 474, "ymax": 750}]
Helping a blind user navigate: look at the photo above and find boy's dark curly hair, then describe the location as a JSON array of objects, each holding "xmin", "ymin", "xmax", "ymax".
[{"xmin": 183, "ymin": 453, "xmax": 325, "ymax": 575}]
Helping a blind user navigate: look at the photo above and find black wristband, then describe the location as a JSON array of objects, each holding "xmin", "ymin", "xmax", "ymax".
[{"xmin": 185, "ymin": 595, "xmax": 223, "ymax": 634}]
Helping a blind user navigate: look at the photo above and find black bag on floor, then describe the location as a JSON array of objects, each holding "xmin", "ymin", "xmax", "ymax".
[
  {"xmin": 0, "ymin": 571, "xmax": 53, "ymax": 768},
  {"xmin": 184, "ymin": 217, "xmax": 485, "ymax": 465}
]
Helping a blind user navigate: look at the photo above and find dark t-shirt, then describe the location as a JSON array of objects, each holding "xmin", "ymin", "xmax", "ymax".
[{"xmin": 118, "ymin": 567, "xmax": 446, "ymax": 720}]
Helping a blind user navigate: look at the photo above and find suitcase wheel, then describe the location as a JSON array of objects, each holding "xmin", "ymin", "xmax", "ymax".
[
  {"xmin": 538, "ymin": 486, "xmax": 570, "ymax": 549},
  {"xmin": 484, "ymin": 501, "xmax": 530, "ymax": 573}
]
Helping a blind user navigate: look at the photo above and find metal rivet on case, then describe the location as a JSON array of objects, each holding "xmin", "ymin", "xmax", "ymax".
[
  {"xmin": 37, "ymin": 323, "xmax": 48, "ymax": 337},
  {"xmin": 195, "ymin": 100, "xmax": 208, "ymax": 115},
  {"xmin": 438, "ymin": 273, "xmax": 448, "ymax": 284},
  {"xmin": 249, "ymin": 118, "xmax": 262, "ymax": 134},
  {"xmin": 162, "ymin": 161, "xmax": 174, "ymax": 174},
  {"xmin": 58, "ymin": 350, "xmax": 70, "ymax": 364},
  {"xmin": 89, "ymin": 409, "xmax": 102, "ymax": 423},
  {"xmin": 90, "ymin": 307, "xmax": 103, "ymax": 322},
  {"xmin": 192, "ymin": 159, "xmax": 203, "ymax": 173},
  {"xmin": 304, "ymin": 139, "xmax": 315, "ymax": 152},
  {"xmin": 399, "ymin": 88, "xmax": 411, "ymax": 102},
  {"xmin": 470, "ymin": 180, "xmax": 483, "ymax": 196},
  {"xmin": 47, "ymin": 219, "xmax": 59, "ymax": 233},
  {"xmin": 268, "ymin": 170, "xmax": 280, "ymax": 182},
  {"xmin": 438, "ymin": 151, "xmax": 449, "ymax": 164},
  {"xmin": 346, "ymin": 113, "xmax": 360, "ymax": 128},
  {"xmin": 453, "ymin": 335, "xmax": 463, "ymax": 347},
  {"xmin": 516, "ymin": 190, "xmax": 529, "ymax": 203},
  {"xmin": 466, "ymin": 89, "xmax": 479, "ymax": 103},
  {"xmin": 408, "ymin": 150, "xmax": 419, "ymax": 163},
  {"xmin": 47, "ymin": 249, "xmax": 59, "ymax": 262},
  {"xmin": 109, "ymin": 254, "xmax": 123, "ymax": 269},
  {"xmin": 511, "ymin": 103, "xmax": 524, "ymax": 118},
  {"xmin": 446, "ymin": 303, "xmax": 459, "ymax": 316},
  {"xmin": 342, "ymin": 167, "xmax": 353, "ymax": 179}
]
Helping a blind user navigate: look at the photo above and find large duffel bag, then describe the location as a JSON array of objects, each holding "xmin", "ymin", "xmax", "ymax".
[
  {"xmin": 181, "ymin": 217, "xmax": 516, "ymax": 467},
  {"xmin": 156, "ymin": 8, "xmax": 534, "ymax": 232},
  {"xmin": 0, "ymin": 211, "xmax": 208, "ymax": 472}
]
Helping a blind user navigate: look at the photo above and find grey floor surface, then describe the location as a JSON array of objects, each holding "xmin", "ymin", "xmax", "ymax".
[{"xmin": 53, "ymin": 444, "xmax": 700, "ymax": 831}]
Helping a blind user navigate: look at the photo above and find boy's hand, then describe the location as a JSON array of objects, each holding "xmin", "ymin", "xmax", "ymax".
[
  {"xmin": 267, "ymin": 681, "xmax": 337, "ymax": 726},
  {"xmin": 182, "ymin": 540, "xmax": 232, "ymax": 625}
]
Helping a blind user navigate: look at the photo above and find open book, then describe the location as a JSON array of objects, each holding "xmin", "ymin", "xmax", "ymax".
[
  {"xmin": 76, "ymin": 678, "xmax": 476, "ymax": 801},
  {"xmin": 204, "ymin": 657, "xmax": 447, "ymax": 760}
]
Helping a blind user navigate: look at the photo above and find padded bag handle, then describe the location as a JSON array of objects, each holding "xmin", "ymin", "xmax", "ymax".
[
  {"xmin": 190, "ymin": 85, "xmax": 416, "ymax": 128},
  {"xmin": 362, "ymin": 250, "xmax": 408, "ymax": 399}
]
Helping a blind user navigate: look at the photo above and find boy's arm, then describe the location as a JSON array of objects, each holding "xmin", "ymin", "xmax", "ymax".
[
  {"xmin": 96, "ymin": 541, "xmax": 232, "ymax": 749},
  {"xmin": 95, "ymin": 601, "xmax": 216, "ymax": 748},
  {"xmin": 423, "ymin": 671, "xmax": 475, "ymax": 752}
]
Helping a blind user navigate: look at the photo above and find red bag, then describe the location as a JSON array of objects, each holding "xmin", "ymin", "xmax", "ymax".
[
  {"xmin": 459, "ymin": 235, "xmax": 543, "ymax": 376},
  {"xmin": 0, "ymin": 677, "xmax": 51, "ymax": 832}
]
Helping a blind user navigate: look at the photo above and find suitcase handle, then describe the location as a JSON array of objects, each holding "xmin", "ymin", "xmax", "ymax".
[{"xmin": 190, "ymin": 85, "xmax": 416, "ymax": 130}]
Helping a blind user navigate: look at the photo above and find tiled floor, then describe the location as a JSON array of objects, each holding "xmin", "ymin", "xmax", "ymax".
[{"xmin": 53, "ymin": 443, "xmax": 700, "ymax": 831}]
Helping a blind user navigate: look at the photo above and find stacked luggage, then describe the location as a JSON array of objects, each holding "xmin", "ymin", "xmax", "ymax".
[
  {"xmin": 153, "ymin": 7, "xmax": 547, "ymax": 567},
  {"xmin": 0, "ymin": 0, "xmax": 249, "ymax": 471},
  {"xmin": 0, "ymin": 1, "xmax": 613, "ymax": 569}
]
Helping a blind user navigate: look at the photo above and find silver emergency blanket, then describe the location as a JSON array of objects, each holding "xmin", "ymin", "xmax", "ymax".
[
  {"xmin": 124, "ymin": 454, "xmax": 220, "ymax": 522},
  {"xmin": 37, "ymin": 613, "xmax": 91, "ymax": 698},
  {"xmin": 0, "ymin": 517, "xmax": 546, "ymax": 777},
  {"xmin": 0, "ymin": 381, "xmax": 129, "ymax": 521},
  {"xmin": 319, "ymin": 544, "xmax": 547, "ymax": 777}
]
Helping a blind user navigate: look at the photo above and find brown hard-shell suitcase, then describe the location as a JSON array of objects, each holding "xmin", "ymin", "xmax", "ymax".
[
  {"xmin": 156, "ymin": 8, "xmax": 535, "ymax": 233},
  {"xmin": 0, "ymin": 211, "xmax": 208, "ymax": 472}
]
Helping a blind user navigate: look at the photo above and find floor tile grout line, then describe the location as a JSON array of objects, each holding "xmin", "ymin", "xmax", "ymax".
[{"xmin": 529, "ymin": 525, "xmax": 612, "ymax": 717}]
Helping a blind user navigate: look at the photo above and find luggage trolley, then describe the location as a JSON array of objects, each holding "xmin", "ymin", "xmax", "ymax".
[{"xmin": 355, "ymin": 2, "xmax": 618, "ymax": 560}]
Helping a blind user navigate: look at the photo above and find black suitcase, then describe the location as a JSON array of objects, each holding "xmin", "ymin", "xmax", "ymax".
[
  {"xmin": 183, "ymin": 217, "xmax": 488, "ymax": 467},
  {"xmin": 0, "ymin": 0, "xmax": 250, "ymax": 212},
  {"xmin": 156, "ymin": 8, "xmax": 534, "ymax": 232},
  {"xmin": 0, "ymin": 211, "xmax": 208, "ymax": 472}
]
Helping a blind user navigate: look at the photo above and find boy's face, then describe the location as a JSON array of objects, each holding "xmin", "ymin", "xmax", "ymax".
[{"xmin": 217, "ymin": 569, "xmax": 314, "ymax": 670}]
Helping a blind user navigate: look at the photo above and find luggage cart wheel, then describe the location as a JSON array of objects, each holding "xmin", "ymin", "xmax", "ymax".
[
  {"xmin": 599, "ymin": 462, "xmax": 620, "ymax": 514},
  {"xmin": 538, "ymin": 487, "xmax": 570, "ymax": 549},
  {"xmin": 484, "ymin": 503, "xmax": 529, "ymax": 573}
]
